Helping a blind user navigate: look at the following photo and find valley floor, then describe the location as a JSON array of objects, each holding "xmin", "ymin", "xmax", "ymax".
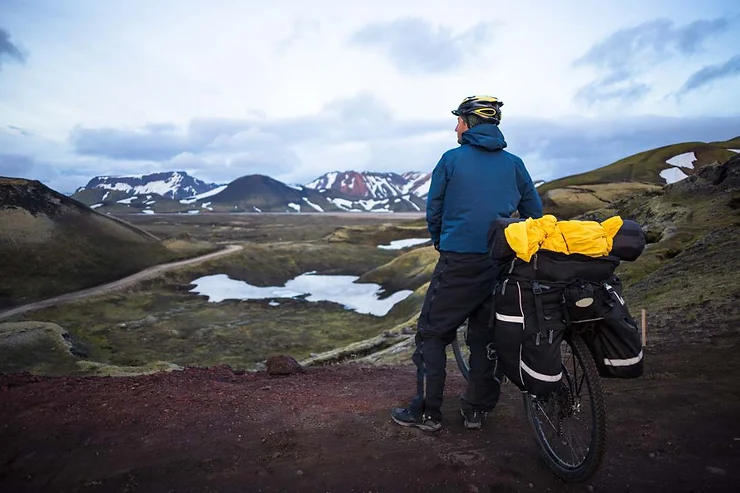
[{"xmin": 1, "ymin": 334, "xmax": 738, "ymax": 493}]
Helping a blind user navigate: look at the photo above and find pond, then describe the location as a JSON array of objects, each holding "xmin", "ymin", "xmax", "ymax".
[{"xmin": 189, "ymin": 273, "xmax": 413, "ymax": 317}]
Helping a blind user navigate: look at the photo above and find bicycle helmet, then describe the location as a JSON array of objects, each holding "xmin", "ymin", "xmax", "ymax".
[{"xmin": 452, "ymin": 96, "xmax": 504, "ymax": 125}]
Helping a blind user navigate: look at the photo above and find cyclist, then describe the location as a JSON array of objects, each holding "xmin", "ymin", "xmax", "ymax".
[{"xmin": 391, "ymin": 96, "xmax": 543, "ymax": 431}]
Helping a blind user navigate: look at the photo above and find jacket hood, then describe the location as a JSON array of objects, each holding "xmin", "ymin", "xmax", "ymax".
[{"xmin": 461, "ymin": 123, "xmax": 507, "ymax": 151}]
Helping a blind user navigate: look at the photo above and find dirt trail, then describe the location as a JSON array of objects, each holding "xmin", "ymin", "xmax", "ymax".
[
  {"xmin": 1, "ymin": 337, "xmax": 738, "ymax": 493},
  {"xmin": 0, "ymin": 245, "xmax": 243, "ymax": 321}
]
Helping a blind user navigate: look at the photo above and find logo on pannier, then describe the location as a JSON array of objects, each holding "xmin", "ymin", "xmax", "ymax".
[{"xmin": 575, "ymin": 297, "xmax": 594, "ymax": 308}]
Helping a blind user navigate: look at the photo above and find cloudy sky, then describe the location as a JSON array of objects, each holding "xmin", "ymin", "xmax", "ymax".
[{"xmin": 1, "ymin": 0, "xmax": 739, "ymax": 192}]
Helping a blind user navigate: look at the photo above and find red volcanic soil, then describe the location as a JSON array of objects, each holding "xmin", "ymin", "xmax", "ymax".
[{"xmin": 1, "ymin": 336, "xmax": 739, "ymax": 493}]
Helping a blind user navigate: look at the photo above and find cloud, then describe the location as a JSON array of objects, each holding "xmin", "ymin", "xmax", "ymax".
[
  {"xmin": 0, "ymin": 154, "xmax": 35, "ymax": 177},
  {"xmin": 349, "ymin": 18, "xmax": 495, "ymax": 74},
  {"xmin": 70, "ymin": 92, "xmax": 441, "ymax": 163},
  {"xmin": 0, "ymin": 27, "xmax": 26, "ymax": 69},
  {"xmin": 276, "ymin": 18, "xmax": 321, "ymax": 53},
  {"xmin": 71, "ymin": 124, "xmax": 198, "ymax": 161},
  {"xmin": 573, "ymin": 17, "xmax": 732, "ymax": 105},
  {"xmin": 677, "ymin": 54, "xmax": 740, "ymax": 96},
  {"xmin": 575, "ymin": 72, "xmax": 651, "ymax": 105},
  {"xmin": 4, "ymin": 92, "xmax": 728, "ymax": 192}
]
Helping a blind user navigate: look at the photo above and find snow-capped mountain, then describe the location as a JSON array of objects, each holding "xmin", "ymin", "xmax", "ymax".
[
  {"xmin": 305, "ymin": 171, "xmax": 412, "ymax": 200},
  {"xmin": 401, "ymin": 171, "xmax": 432, "ymax": 198},
  {"xmin": 203, "ymin": 174, "xmax": 424, "ymax": 213},
  {"xmin": 77, "ymin": 171, "xmax": 222, "ymax": 200}
]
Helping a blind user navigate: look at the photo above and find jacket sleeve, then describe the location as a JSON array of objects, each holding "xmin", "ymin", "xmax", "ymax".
[
  {"xmin": 426, "ymin": 155, "xmax": 449, "ymax": 245},
  {"xmin": 514, "ymin": 158, "xmax": 543, "ymax": 219}
]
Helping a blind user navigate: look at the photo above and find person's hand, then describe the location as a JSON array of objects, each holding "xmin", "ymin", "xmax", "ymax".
[{"xmin": 433, "ymin": 242, "xmax": 440, "ymax": 252}]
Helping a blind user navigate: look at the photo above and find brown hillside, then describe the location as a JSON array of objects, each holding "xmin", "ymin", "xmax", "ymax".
[{"xmin": 0, "ymin": 178, "xmax": 173, "ymax": 308}]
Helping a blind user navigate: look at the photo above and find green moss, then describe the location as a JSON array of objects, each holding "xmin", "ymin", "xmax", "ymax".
[{"xmin": 359, "ymin": 246, "xmax": 438, "ymax": 292}]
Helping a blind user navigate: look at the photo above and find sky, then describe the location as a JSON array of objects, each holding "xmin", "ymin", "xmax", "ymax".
[{"xmin": 1, "ymin": 0, "xmax": 739, "ymax": 193}]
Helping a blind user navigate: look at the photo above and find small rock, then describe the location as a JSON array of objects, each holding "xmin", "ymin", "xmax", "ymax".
[
  {"xmin": 648, "ymin": 452, "xmax": 656, "ymax": 459},
  {"xmin": 233, "ymin": 369, "xmax": 245, "ymax": 376},
  {"xmin": 296, "ymin": 470, "xmax": 304, "ymax": 476},
  {"xmin": 528, "ymin": 483, "xmax": 534, "ymax": 488},
  {"xmin": 260, "ymin": 386, "xmax": 271, "ymax": 391},
  {"xmin": 401, "ymin": 326, "xmax": 415, "ymax": 335},
  {"xmin": 266, "ymin": 355, "xmax": 305, "ymax": 376},
  {"xmin": 706, "ymin": 466, "xmax": 726, "ymax": 476},
  {"xmin": 587, "ymin": 485, "xmax": 594, "ymax": 492}
]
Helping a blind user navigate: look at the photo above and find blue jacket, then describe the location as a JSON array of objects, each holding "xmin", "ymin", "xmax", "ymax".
[{"xmin": 426, "ymin": 124, "xmax": 543, "ymax": 253}]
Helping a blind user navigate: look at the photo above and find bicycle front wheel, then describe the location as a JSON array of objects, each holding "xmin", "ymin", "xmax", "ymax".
[{"xmin": 523, "ymin": 333, "xmax": 607, "ymax": 482}]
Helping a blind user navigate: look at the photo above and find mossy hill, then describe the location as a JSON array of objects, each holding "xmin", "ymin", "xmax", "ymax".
[
  {"xmin": 538, "ymin": 137, "xmax": 738, "ymax": 219},
  {"xmin": 0, "ymin": 177, "xmax": 214, "ymax": 308}
]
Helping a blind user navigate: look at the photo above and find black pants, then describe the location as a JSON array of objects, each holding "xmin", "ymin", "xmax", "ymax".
[{"xmin": 409, "ymin": 251, "xmax": 502, "ymax": 421}]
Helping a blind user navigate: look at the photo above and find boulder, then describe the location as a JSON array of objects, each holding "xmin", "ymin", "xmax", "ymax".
[{"xmin": 266, "ymin": 355, "xmax": 305, "ymax": 376}]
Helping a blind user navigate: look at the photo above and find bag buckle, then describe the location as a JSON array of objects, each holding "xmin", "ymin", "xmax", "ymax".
[{"xmin": 532, "ymin": 281, "xmax": 543, "ymax": 295}]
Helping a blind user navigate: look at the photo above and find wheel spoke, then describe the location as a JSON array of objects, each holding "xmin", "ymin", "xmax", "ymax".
[{"xmin": 535, "ymin": 400, "xmax": 558, "ymax": 432}]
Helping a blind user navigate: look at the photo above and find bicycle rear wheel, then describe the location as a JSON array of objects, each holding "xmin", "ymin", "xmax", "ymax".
[
  {"xmin": 523, "ymin": 333, "xmax": 607, "ymax": 482},
  {"xmin": 451, "ymin": 320, "xmax": 470, "ymax": 380}
]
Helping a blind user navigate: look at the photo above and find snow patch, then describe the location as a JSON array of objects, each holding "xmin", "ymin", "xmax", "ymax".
[
  {"xmin": 378, "ymin": 238, "xmax": 431, "ymax": 250},
  {"xmin": 330, "ymin": 198, "xmax": 354, "ymax": 210},
  {"xmin": 730, "ymin": 149, "xmax": 740, "ymax": 153},
  {"xmin": 117, "ymin": 196, "xmax": 137, "ymax": 204},
  {"xmin": 145, "ymin": 200, "xmax": 156, "ymax": 205},
  {"xmin": 102, "ymin": 191, "xmax": 110, "ymax": 201},
  {"xmin": 189, "ymin": 273, "xmax": 413, "ymax": 317},
  {"xmin": 302, "ymin": 197, "xmax": 324, "ymax": 212},
  {"xmin": 413, "ymin": 179, "xmax": 431, "ymax": 197},
  {"xmin": 142, "ymin": 209, "xmax": 155, "ymax": 215},
  {"xmin": 660, "ymin": 167, "xmax": 689, "ymax": 184},
  {"xmin": 188, "ymin": 185, "xmax": 228, "ymax": 200},
  {"xmin": 288, "ymin": 203, "xmax": 301, "ymax": 212},
  {"xmin": 666, "ymin": 152, "xmax": 696, "ymax": 169},
  {"xmin": 90, "ymin": 203, "xmax": 103, "ymax": 209},
  {"xmin": 187, "ymin": 210, "xmax": 200, "ymax": 214}
]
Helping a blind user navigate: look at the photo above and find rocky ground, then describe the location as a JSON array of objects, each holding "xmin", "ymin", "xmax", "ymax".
[{"xmin": 1, "ymin": 328, "xmax": 739, "ymax": 493}]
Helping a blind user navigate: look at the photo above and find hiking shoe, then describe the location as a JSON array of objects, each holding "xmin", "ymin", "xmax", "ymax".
[
  {"xmin": 391, "ymin": 407, "xmax": 442, "ymax": 432},
  {"xmin": 461, "ymin": 409, "xmax": 485, "ymax": 430}
]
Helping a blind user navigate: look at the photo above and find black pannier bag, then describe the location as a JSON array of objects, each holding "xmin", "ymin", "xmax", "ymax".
[
  {"xmin": 576, "ymin": 278, "xmax": 644, "ymax": 379},
  {"xmin": 610, "ymin": 219, "xmax": 646, "ymax": 262},
  {"xmin": 492, "ymin": 277, "xmax": 567, "ymax": 396},
  {"xmin": 506, "ymin": 250, "xmax": 620, "ymax": 283}
]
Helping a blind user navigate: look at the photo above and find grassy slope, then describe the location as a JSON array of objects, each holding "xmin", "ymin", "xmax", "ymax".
[
  {"xmin": 710, "ymin": 136, "xmax": 740, "ymax": 149},
  {"xmin": 538, "ymin": 142, "xmax": 735, "ymax": 194}
]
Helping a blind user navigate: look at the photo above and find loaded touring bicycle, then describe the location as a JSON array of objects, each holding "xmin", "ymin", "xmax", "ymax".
[{"xmin": 452, "ymin": 215, "xmax": 646, "ymax": 482}]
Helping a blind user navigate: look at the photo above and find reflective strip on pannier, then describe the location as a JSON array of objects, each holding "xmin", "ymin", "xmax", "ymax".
[
  {"xmin": 521, "ymin": 360, "xmax": 562, "ymax": 382},
  {"xmin": 604, "ymin": 350, "xmax": 643, "ymax": 367},
  {"xmin": 495, "ymin": 312, "xmax": 524, "ymax": 324}
]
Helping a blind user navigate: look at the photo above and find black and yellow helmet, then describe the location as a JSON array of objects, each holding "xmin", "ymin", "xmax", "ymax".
[{"xmin": 452, "ymin": 96, "xmax": 503, "ymax": 124}]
